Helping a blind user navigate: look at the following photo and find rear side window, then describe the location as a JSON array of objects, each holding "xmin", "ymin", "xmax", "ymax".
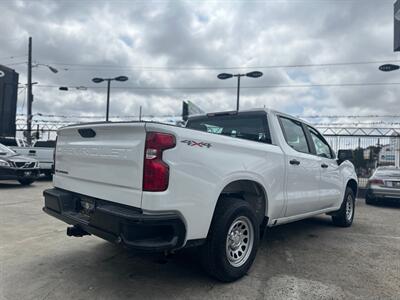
[
  {"xmin": 0, "ymin": 138, "xmax": 17, "ymax": 146},
  {"xmin": 186, "ymin": 114, "xmax": 271, "ymax": 144},
  {"xmin": 279, "ymin": 117, "xmax": 310, "ymax": 153},
  {"xmin": 34, "ymin": 140, "xmax": 56, "ymax": 148}
]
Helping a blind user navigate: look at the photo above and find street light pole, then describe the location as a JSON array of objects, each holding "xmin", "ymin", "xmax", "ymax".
[
  {"xmin": 92, "ymin": 76, "xmax": 129, "ymax": 121},
  {"xmin": 236, "ymin": 75, "xmax": 241, "ymax": 111},
  {"xmin": 106, "ymin": 79, "xmax": 111, "ymax": 122},
  {"xmin": 217, "ymin": 71, "xmax": 263, "ymax": 111},
  {"xmin": 27, "ymin": 36, "xmax": 33, "ymax": 145}
]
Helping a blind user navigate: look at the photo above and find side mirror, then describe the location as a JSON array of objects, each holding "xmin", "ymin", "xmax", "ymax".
[{"xmin": 337, "ymin": 149, "xmax": 353, "ymax": 164}]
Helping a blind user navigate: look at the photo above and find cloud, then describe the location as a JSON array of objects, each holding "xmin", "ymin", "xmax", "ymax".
[{"xmin": 0, "ymin": 0, "xmax": 398, "ymax": 121}]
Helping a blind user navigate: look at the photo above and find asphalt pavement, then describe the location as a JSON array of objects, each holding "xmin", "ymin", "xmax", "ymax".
[{"xmin": 1, "ymin": 180, "xmax": 399, "ymax": 300}]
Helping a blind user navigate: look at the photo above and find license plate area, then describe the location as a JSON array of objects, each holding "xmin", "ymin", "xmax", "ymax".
[
  {"xmin": 79, "ymin": 197, "xmax": 96, "ymax": 216},
  {"xmin": 386, "ymin": 181, "xmax": 400, "ymax": 189}
]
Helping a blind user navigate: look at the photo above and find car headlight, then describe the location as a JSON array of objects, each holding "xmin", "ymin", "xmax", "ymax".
[
  {"xmin": 35, "ymin": 162, "xmax": 39, "ymax": 168},
  {"xmin": 0, "ymin": 159, "xmax": 10, "ymax": 167}
]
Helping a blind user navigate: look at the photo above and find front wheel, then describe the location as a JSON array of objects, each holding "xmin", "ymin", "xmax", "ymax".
[
  {"xmin": 332, "ymin": 187, "xmax": 355, "ymax": 227},
  {"xmin": 201, "ymin": 198, "xmax": 260, "ymax": 282}
]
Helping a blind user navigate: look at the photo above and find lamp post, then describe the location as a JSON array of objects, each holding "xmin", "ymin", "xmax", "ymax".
[
  {"xmin": 217, "ymin": 71, "xmax": 263, "ymax": 111},
  {"xmin": 26, "ymin": 36, "xmax": 59, "ymax": 145},
  {"xmin": 91, "ymin": 76, "xmax": 129, "ymax": 121}
]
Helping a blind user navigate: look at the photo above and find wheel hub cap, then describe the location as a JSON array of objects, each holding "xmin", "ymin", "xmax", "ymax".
[
  {"xmin": 346, "ymin": 195, "xmax": 353, "ymax": 221},
  {"xmin": 226, "ymin": 216, "xmax": 254, "ymax": 267}
]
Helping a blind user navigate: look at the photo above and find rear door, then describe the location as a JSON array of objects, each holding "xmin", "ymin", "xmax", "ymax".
[
  {"xmin": 278, "ymin": 116, "xmax": 322, "ymax": 217},
  {"xmin": 54, "ymin": 123, "xmax": 146, "ymax": 208}
]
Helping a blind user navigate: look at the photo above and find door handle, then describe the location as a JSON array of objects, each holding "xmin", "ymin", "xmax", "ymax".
[
  {"xmin": 321, "ymin": 163, "xmax": 328, "ymax": 168},
  {"xmin": 289, "ymin": 159, "xmax": 300, "ymax": 165}
]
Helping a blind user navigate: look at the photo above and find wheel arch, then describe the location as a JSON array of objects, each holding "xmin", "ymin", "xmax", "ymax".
[
  {"xmin": 346, "ymin": 178, "xmax": 358, "ymax": 198},
  {"xmin": 213, "ymin": 179, "xmax": 269, "ymax": 227}
]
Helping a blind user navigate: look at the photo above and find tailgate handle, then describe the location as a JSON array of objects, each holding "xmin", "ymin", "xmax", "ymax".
[
  {"xmin": 78, "ymin": 128, "xmax": 96, "ymax": 138},
  {"xmin": 29, "ymin": 150, "xmax": 36, "ymax": 154}
]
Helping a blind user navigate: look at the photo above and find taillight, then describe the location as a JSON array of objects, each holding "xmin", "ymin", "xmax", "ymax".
[
  {"xmin": 368, "ymin": 179, "xmax": 384, "ymax": 186},
  {"xmin": 143, "ymin": 132, "xmax": 176, "ymax": 192}
]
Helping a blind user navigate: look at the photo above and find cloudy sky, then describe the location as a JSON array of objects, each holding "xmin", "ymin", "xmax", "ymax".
[{"xmin": 1, "ymin": 0, "xmax": 399, "ymax": 122}]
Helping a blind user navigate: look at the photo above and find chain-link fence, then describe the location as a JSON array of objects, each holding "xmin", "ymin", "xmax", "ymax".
[
  {"xmin": 325, "ymin": 136, "xmax": 400, "ymax": 187},
  {"xmin": 14, "ymin": 119, "xmax": 400, "ymax": 188}
]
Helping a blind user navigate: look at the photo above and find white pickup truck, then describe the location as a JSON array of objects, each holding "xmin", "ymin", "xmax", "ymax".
[{"xmin": 43, "ymin": 109, "xmax": 357, "ymax": 282}]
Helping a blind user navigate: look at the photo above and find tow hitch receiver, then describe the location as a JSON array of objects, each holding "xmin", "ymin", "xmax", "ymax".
[{"xmin": 66, "ymin": 226, "xmax": 90, "ymax": 237}]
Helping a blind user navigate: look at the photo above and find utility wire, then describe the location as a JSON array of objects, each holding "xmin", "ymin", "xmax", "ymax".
[
  {"xmin": 34, "ymin": 82, "xmax": 400, "ymax": 90},
  {"xmin": 3, "ymin": 61, "xmax": 27, "ymax": 66},
  {"xmin": 37, "ymin": 59, "xmax": 400, "ymax": 71},
  {"xmin": 0, "ymin": 55, "xmax": 27, "ymax": 61},
  {"xmin": 17, "ymin": 113, "xmax": 400, "ymax": 119},
  {"xmin": 301, "ymin": 114, "xmax": 400, "ymax": 118}
]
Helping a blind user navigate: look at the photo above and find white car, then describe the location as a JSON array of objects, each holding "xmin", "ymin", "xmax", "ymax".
[{"xmin": 43, "ymin": 109, "xmax": 357, "ymax": 282}]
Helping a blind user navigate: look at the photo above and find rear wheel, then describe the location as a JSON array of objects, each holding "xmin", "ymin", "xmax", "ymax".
[
  {"xmin": 201, "ymin": 197, "xmax": 260, "ymax": 282},
  {"xmin": 18, "ymin": 178, "xmax": 34, "ymax": 186},
  {"xmin": 332, "ymin": 187, "xmax": 355, "ymax": 227}
]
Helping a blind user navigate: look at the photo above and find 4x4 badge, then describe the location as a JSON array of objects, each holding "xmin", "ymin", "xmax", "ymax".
[{"xmin": 181, "ymin": 140, "xmax": 212, "ymax": 148}]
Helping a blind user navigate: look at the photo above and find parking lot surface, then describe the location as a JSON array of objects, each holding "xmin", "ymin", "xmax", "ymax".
[{"xmin": 1, "ymin": 180, "xmax": 399, "ymax": 300}]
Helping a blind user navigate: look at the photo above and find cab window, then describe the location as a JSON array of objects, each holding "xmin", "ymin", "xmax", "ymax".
[
  {"xmin": 186, "ymin": 114, "xmax": 272, "ymax": 144},
  {"xmin": 307, "ymin": 126, "xmax": 333, "ymax": 159},
  {"xmin": 279, "ymin": 117, "xmax": 310, "ymax": 153}
]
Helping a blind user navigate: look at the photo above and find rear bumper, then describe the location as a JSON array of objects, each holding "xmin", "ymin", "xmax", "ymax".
[
  {"xmin": 38, "ymin": 162, "xmax": 53, "ymax": 171},
  {"xmin": 366, "ymin": 187, "xmax": 400, "ymax": 201},
  {"xmin": 43, "ymin": 188, "xmax": 186, "ymax": 252},
  {"xmin": 0, "ymin": 168, "xmax": 40, "ymax": 180}
]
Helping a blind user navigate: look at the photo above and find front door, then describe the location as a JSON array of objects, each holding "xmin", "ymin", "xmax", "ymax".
[{"xmin": 307, "ymin": 126, "xmax": 341, "ymax": 208}]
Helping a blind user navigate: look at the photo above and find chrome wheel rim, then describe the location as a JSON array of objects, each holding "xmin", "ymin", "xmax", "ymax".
[
  {"xmin": 345, "ymin": 194, "xmax": 353, "ymax": 221},
  {"xmin": 225, "ymin": 216, "xmax": 254, "ymax": 267}
]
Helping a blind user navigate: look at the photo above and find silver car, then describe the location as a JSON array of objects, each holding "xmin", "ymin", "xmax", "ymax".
[{"xmin": 365, "ymin": 167, "xmax": 400, "ymax": 204}]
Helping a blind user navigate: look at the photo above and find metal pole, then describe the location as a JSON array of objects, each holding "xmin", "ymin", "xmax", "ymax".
[
  {"xmin": 236, "ymin": 75, "xmax": 241, "ymax": 111},
  {"xmin": 139, "ymin": 106, "xmax": 142, "ymax": 121},
  {"xmin": 395, "ymin": 137, "xmax": 400, "ymax": 168},
  {"xmin": 27, "ymin": 36, "xmax": 33, "ymax": 145},
  {"xmin": 106, "ymin": 79, "xmax": 111, "ymax": 121}
]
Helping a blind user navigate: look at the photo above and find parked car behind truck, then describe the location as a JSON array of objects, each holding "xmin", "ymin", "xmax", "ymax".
[
  {"xmin": 365, "ymin": 166, "xmax": 400, "ymax": 204},
  {"xmin": 0, "ymin": 143, "xmax": 40, "ymax": 185},
  {"xmin": 43, "ymin": 109, "xmax": 357, "ymax": 282},
  {"xmin": 2, "ymin": 138, "xmax": 56, "ymax": 177}
]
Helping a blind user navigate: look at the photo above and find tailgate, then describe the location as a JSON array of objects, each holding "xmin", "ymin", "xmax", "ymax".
[{"xmin": 53, "ymin": 122, "xmax": 146, "ymax": 208}]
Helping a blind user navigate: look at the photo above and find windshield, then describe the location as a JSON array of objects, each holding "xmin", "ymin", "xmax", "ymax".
[{"xmin": 0, "ymin": 143, "xmax": 16, "ymax": 156}]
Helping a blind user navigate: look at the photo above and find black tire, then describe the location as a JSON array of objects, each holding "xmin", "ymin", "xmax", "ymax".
[
  {"xmin": 18, "ymin": 178, "xmax": 34, "ymax": 186},
  {"xmin": 365, "ymin": 194, "xmax": 376, "ymax": 205},
  {"xmin": 332, "ymin": 187, "xmax": 355, "ymax": 227},
  {"xmin": 44, "ymin": 171, "xmax": 53, "ymax": 179},
  {"xmin": 201, "ymin": 197, "xmax": 260, "ymax": 282}
]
